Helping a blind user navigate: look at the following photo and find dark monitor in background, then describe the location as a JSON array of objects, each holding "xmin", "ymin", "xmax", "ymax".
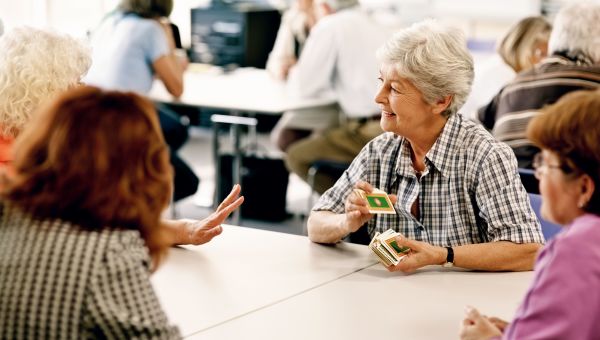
[{"xmin": 190, "ymin": 2, "xmax": 281, "ymax": 68}]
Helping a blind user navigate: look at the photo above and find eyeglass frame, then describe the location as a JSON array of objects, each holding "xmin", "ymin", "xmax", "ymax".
[{"xmin": 532, "ymin": 152, "xmax": 571, "ymax": 179}]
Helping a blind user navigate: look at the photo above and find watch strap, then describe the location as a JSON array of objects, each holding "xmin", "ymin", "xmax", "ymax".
[{"xmin": 445, "ymin": 246, "xmax": 454, "ymax": 264}]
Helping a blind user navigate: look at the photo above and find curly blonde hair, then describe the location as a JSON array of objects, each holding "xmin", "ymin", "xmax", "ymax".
[{"xmin": 0, "ymin": 26, "xmax": 91, "ymax": 138}]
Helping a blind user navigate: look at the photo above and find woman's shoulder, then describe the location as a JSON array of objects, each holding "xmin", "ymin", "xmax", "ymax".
[
  {"xmin": 0, "ymin": 204, "xmax": 147, "ymax": 263},
  {"xmin": 552, "ymin": 214, "xmax": 600, "ymax": 263},
  {"xmin": 366, "ymin": 132, "xmax": 401, "ymax": 155},
  {"xmin": 563, "ymin": 214, "xmax": 600, "ymax": 244},
  {"xmin": 108, "ymin": 12, "xmax": 162, "ymax": 36},
  {"xmin": 458, "ymin": 115, "xmax": 516, "ymax": 158}
]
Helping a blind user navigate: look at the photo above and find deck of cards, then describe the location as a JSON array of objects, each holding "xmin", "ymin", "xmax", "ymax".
[
  {"xmin": 369, "ymin": 229, "xmax": 411, "ymax": 266},
  {"xmin": 353, "ymin": 188, "xmax": 396, "ymax": 214}
]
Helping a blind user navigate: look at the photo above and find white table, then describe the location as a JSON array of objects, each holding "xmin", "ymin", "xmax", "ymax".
[
  {"xmin": 151, "ymin": 225, "xmax": 376, "ymax": 337},
  {"xmin": 149, "ymin": 66, "xmax": 334, "ymax": 114},
  {"xmin": 189, "ymin": 264, "xmax": 533, "ymax": 340}
]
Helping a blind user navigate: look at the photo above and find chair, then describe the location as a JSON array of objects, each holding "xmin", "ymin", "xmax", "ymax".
[
  {"xmin": 306, "ymin": 160, "xmax": 350, "ymax": 210},
  {"xmin": 528, "ymin": 193, "xmax": 563, "ymax": 240},
  {"xmin": 519, "ymin": 168, "xmax": 539, "ymax": 194}
]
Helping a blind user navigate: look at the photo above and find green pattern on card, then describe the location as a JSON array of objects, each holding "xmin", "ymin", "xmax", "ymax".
[{"xmin": 366, "ymin": 196, "xmax": 390, "ymax": 208}]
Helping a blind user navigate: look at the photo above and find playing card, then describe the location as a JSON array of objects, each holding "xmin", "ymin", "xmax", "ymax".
[
  {"xmin": 353, "ymin": 188, "xmax": 396, "ymax": 214},
  {"xmin": 369, "ymin": 229, "xmax": 411, "ymax": 267}
]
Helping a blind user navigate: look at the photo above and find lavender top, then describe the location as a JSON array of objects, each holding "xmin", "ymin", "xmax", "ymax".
[{"xmin": 504, "ymin": 213, "xmax": 600, "ymax": 339}]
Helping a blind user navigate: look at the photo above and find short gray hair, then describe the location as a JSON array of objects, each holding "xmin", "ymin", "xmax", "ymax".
[
  {"xmin": 0, "ymin": 27, "xmax": 91, "ymax": 138},
  {"xmin": 376, "ymin": 19, "xmax": 474, "ymax": 117},
  {"xmin": 548, "ymin": 2, "xmax": 600, "ymax": 63},
  {"xmin": 315, "ymin": 0, "xmax": 359, "ymax": 11}
]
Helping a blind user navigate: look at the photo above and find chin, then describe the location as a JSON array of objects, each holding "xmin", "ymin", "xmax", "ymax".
[
  {"xmin": 541, "ymin": 208, "xmax": 563, "ymax": 226},
  {"xmin": 380, "ymin": 120, "xmax": 396, "ymax": 133}
]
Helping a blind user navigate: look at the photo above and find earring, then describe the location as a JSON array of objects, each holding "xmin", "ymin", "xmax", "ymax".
[{"xmin": 578, "ymin": 201, "xmax": 587, "ymax": 209}]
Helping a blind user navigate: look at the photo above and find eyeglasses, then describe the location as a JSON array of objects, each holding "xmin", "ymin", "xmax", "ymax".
[{"xmin": 532, "ymin": 153, "xmax": 564, "ymax": 179}]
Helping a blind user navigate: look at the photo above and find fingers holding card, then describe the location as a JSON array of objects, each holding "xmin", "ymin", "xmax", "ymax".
[
  {"xmin": 353, "ymin": 188, "xmax": 396, "ymax": 214},
  {"xmin": 369, "ymin": 229, "xmax": 412, "ymax": 266}
]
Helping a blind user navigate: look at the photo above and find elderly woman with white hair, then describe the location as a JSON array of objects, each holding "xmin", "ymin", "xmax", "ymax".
[
  {"xmin": 0, "ymin": 27, "xmax": 91, "ymax": 164},
  {"xmin": 307, "ymin": 19, "xmax": 544, "ymax": 272}
]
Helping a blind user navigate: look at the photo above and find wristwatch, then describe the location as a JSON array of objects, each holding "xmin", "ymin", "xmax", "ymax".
[{"xmin": 442, "ymin": 246, "xmax": 454, "ymax": 268}]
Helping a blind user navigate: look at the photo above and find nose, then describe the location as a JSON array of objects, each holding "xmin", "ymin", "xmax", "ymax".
[{"xmin": 374, "ymin": 84, "xmax": 387, "ymax": 106}]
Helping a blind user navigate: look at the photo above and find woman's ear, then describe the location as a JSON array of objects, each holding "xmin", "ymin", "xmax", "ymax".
[
  {"xmin": 578, "ymin": 174, "xmax": 596, "ymax": 208},
  {"xmin": 432, "ymin": 95, "xmax": 453, "ymax": 115}
]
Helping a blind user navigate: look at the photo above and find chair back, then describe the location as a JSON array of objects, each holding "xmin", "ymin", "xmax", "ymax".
[
  {"xmin": 528, "ymin": 193, "xmax": 563, "ymax": 240},
  {"xmin": 519, "ymin": 168, "xmax": 539, "ymax": 194}
]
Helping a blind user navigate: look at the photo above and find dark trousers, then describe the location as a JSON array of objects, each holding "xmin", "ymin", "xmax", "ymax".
[{"xmin": 157, "ymin": 104, "xmax": 199, "ymax": 202}]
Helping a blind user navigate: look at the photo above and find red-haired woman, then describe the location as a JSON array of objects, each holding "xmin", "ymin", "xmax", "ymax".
[{"xmin": 0, "ymin": 87, "xmax": 242, "ymax": 338}]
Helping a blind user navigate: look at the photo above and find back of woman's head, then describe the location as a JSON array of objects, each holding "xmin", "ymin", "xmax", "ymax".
[
  {"xmin": 498, "ymin": 16, "xmax": 551, "ymax": 72},
  {"xmin": 548, "ymin": 2, "xmax": 600, "ymax": 64},
  {"xmin": 0, "ymin": 26, "xmax": 91, "ymax": 139},
  {"xmin": 119, "ymin": 0, "xmax": 173, "ymax": 18},
  {"xmin": 527, "ymin": 89, "xmax": 600, "ymax": 215},
  {"xmin": 2, "ymin": 86, "xmax": 173, "ymax": 259}
]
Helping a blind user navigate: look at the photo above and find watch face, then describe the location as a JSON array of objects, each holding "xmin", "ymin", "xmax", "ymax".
[{"xmin": 442, "ymin": 262, "xmax": 454, "ymax": 268}]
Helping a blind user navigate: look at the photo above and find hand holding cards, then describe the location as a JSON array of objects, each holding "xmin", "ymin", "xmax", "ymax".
[
  {"xmin": 353, "ymin": 188, "xmax": 395, "ymax": 214},
  {"xmin": 369, "ymin": 229, "xmax": 411, "ymax": 266}
]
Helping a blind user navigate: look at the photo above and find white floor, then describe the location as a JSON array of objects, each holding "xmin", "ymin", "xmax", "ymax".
[{"xmin": 169, "ymin": 126, "xmax": 312, "ymax": 236}]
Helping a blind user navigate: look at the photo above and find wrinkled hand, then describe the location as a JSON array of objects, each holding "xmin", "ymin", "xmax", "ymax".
[
  {"xmin": 386, "ymin": 234, "xmax": 444, "ymax": 273},
  {"xmin": 177, "ymin": 184, "xmax": 244, "ymax": 245},
  {"xmin": 343, "ymin": 181, "xmax": 398, "ymax": 236},
  {"xmin": 343, "ymin": 181, "xmax": 375, "ymax": 234},
  {"xmin": 459, "ymin": 306, "xmax": 503, "ymax": 340}
]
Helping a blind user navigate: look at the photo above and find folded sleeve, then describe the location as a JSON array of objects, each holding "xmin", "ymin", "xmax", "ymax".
[{"xmin": 475, "ymin": 143, "xmax": 544, "ymax": 244}]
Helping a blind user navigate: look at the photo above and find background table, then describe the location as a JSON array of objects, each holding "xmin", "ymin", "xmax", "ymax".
[
  {"xmin": 151, "ymin": 225, "xmax": 376, "ymax": 336},
  {"xmin": 149, "ymin": 66, "xmax": 335, "ymax": 114}
]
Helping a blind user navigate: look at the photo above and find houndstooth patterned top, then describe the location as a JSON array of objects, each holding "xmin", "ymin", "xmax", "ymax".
[
  {"xmin": 0, "ymin": 204, "xmax": 180, "ymax": 339},
  {"xmin": 314, "ymin": 113, "xmax": 544, "ymax": 246}
]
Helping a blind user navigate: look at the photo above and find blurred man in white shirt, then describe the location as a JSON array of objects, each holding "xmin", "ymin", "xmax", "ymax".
[{"xmin": 275, "ymin": 0, "xmax": 391, "ymax": 194}]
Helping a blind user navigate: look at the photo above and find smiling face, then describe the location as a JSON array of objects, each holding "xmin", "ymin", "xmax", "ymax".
[{"xmin": 374, "ymin": 63, "xmax": 448, "ymax": 139}]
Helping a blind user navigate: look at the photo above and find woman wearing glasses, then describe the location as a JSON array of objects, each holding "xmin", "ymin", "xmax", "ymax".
[{"xmin": 460, "ymin": 89, "xmax": 600, "ymax": 339}]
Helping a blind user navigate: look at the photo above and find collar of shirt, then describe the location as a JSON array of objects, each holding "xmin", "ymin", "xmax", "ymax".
[{"xmin": 394, "ymin": 114, "xmax": 462, "ymax": 179}]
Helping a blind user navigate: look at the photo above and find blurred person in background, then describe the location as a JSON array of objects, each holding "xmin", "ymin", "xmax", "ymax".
[
  {"xmin": 477, "ymin": 3, "xmax": 600, "ymax": 168},
  {"xmin": 274, "ymin": 0, "xmax": 390, "ymax": 194},
  {"xmin": 0, "ymin": 27, "xmax": 90, "ymax": 165},
  {"xmin": 461, "ymin": 16, "xmax": 551, "ymax": 120},
  {"xmin": 461, "ymin": 89, "xmax": 600, "ymax": 340},
  {"xmin": 266, "ymin": 0, "xmax": 316, "ymax": 80},
  {"xmin": 85, "ymin": 0, "xmax": 199, "ymax": 202}
]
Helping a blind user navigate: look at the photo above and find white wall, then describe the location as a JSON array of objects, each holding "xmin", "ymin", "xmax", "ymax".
[{"xmin": 1, "ymin": 0, "xmax": 543, "ymax": 45}]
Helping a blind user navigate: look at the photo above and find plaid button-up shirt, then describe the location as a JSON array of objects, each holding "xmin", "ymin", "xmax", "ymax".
[{"xmin": 314, "ymin": 114, "xmax": 544, "ymax": 246}]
